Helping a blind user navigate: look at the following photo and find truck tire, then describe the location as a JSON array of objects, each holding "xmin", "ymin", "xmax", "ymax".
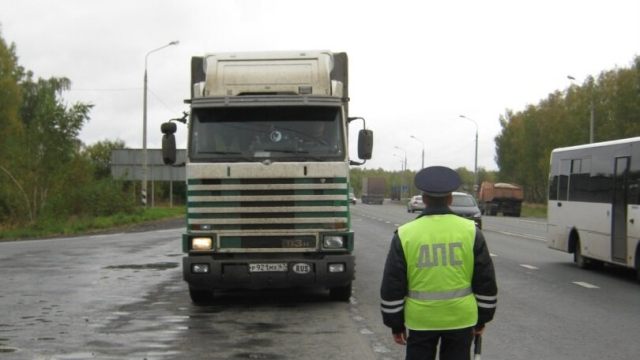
[
  {"xmin": 329, "ymin": 282, "xmax": 352, "ymax": 302},
  {"xmin": 189, "ymin": 287, "xmax": 214, "ymax": 304}
]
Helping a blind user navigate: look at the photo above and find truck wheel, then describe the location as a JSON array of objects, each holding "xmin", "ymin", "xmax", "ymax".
[
  {"xmin": 329, "ymin": 282, "xmax": 352, "ymax": 302},
  {"xmin": 189, "ymin": 287, "xmax": 214, "ymax": 304}
]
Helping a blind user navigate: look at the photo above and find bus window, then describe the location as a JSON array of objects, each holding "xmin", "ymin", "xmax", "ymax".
[{"xmin": 558, "ymin": 159, "xmax": 571, "ymax": 201}]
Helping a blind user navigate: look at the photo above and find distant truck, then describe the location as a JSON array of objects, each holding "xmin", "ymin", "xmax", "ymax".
[
  {"xmin": 390, "ymin": 185, "xmax": 401, "ymax": 201},
  {"xmin": 478, "ymin": 182, "xmax": 523, "ymax": 217},
  {"xmin": 361, "ymin": 177, "xmax": 385, "ymax": 204}
]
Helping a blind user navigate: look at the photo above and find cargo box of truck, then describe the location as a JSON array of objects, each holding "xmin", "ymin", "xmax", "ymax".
[
  {"xmin": 478, "ymin": 182, "xmax": 523, "ymax": 217},
  {"xmin": 361, "ymin": 177, "xmax": 385, "ymax": 204}
]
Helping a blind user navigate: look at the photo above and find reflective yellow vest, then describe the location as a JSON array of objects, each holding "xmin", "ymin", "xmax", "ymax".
[{"xmin": 399, "ymin": 214, "xmax": 477, "ymax": 330}]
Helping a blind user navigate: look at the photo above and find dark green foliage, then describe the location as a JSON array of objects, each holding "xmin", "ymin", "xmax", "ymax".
[
  {"xmin": 83, "ymin": 139, "xmax": 127, "ymax": 179},
  {"xmin": 43, "ymin": 178, "xmax": 136, "ymax": 219}
]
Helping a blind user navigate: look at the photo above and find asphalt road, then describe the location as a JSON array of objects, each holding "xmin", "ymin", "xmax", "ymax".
[{"xmin": 1, "ymin": 201, "xmax": 639, "ymax": 359}]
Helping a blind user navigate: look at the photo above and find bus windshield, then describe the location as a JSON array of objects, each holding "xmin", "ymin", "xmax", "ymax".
[{"xmin": 190, "ymin": 106, "xmax": 345, "ymax": 163}]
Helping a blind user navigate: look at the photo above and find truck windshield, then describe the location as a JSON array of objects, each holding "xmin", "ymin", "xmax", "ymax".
[{"xmin": 190, "ymin": 106, "xmax": 345, "ymax": 162}]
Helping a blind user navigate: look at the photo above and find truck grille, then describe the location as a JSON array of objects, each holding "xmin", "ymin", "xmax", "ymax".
[{"xmin": 187, "ymin": 177, "xmax": 349, "ymax": 251}]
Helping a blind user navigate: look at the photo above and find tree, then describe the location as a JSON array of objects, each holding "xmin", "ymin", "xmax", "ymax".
[
  {"xmin": 0, "ymin": 30, "xmax": 26, "ymax": 222},
  {"xmin": 18, "ymin": 74, "xmax": 94, "ymax": 221},
  {"xmin": 83, "ymin": 139, "xmax": 127, "ymax": 179}
]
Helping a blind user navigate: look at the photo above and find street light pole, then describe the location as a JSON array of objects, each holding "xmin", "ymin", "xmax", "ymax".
[
  {"xmin": 458, "ymin": 115, "xmax": 478, "ymax": 193},
  {"xmin": 567, "ymin": 75, "xmax": 594, "ymax": 143},
  {"xmin": 142, "ymin": 40, "xmax": 179, "ymax": 208},
  {"xmin": 410, "ymin": 135, "xmax": 425, "ymax": 169},
  {"xmin": 394, "ymin": 146, "xmax": 407, "ymax": 199},
  {"xmin": 393, "ymin": 154, "xmax": 404, "ymax": 200}
]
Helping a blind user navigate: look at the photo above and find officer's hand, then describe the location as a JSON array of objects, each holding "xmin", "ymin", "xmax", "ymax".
[
  {"xmin": 472, "ymin": 326, "xmax": 485, "ymax": 336},
  {"xmin": 392, "ymin": 330, "xmax": 407, "ymax": 345}
]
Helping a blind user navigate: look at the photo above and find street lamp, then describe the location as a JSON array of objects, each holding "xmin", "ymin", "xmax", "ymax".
[
  {"xmin": 410, "ymin": 135, "xmax": 425, "ymax": 169},
  {"xmin": 458, "ymin": 115, "xmax": 478, "ymax": 193},
  {"xmin": 142, "ymin": 40, "xmax": 179, "ymax": 208},
  {"xmin": 394, "ymin": 146, "xmax": 407, "ymax": 171},
  {"xmin": 393, "ymin": 154, "xmax": 404, "ymax": 170},
  {"xmin": 393, "ymin": 154, "xmax": 405, "ymax": 199},
  {"xmin": 567, "ymin": 75, "xmax": 594, "ymax": 143},
  {"xmin": 394, "ymin": 146, "xmax": 407, "ymax": 199}
]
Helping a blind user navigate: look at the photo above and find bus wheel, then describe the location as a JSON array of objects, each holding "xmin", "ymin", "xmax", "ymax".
[
  {"xmin": 574, "ymin": 241, "xmax": 589, "ymax": 269},
  {"xmin": 330, "ymin": 282, "xmax": 352, "ymax": 302},
  {"xmin": 189, "ymin": 287, "xmax": 214, "ymax": 304}
]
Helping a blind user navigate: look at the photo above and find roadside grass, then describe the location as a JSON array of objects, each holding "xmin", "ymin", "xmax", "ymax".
[
  {"xmin": 0, "ymin": 206, "xmax": 186, "ymax": 240},
  {"xmin": 521, "ymin": 203, "xmax": 547, "ymax": 218}
]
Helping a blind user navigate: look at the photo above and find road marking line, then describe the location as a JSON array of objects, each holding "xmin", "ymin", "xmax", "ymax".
[
  {"xmin": 490, "ymin": 253, "xmax": 498, "ymax": 257},
  {"xmin": 157, "ymin": 229, "xmax": 181, "ymax": 233},
  {"xmin": 573, "ymin": 281, "xmax": 599, "ymax": 289},
  {"xmin": 89, "ymin": 233, "xmax": 124, "ymax": 239},
  {"xmin": 483, "ymin": 227, "xmax": 547, "ymax": 242},
  {"xmin": 520, "ymin": 264, "xmax": 539, "ymax": 270}
]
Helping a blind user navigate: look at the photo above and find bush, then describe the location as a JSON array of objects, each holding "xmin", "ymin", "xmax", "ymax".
[{"xmin": 43, "ymin": 178, "xmax": 135, "ymax": 219}]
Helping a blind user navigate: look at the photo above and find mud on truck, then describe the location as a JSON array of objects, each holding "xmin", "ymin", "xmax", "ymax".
[{"xmin": 161, "ymin": 51, "xmax": 373, "ymax": 303}]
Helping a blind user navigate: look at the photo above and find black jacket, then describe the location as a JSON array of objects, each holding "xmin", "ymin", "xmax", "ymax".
[{"xmin": 380, "ymin": 205, "xmax": 498, "ymax": 334}]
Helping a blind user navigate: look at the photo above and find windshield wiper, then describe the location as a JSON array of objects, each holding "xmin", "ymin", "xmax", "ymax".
[
  {"xmin": 261, "ymin": 149, "xmax": 309, "ymax": 154},
  {"xmin": 199, "ymin": 151, "xmax": 243, "ymax": 155},
  {"xmin": 259, "ymin": 149, "xmax": 329, "ymax": 162}
]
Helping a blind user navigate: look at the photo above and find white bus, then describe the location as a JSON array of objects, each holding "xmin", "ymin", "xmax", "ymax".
[{"xmin": 547, "ymin": 137, "xmax": 640, "ymax": 280}]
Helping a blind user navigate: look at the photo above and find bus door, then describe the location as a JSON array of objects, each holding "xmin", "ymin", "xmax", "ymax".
[{"xmin": 612, "ymin": 156, "xmax": 629, "ymax": 263}]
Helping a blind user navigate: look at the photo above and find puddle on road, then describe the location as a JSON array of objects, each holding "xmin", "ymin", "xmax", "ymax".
[
  {"xmin": 234, "ymin": 353, "xmax": 284, "ymax": 359},
  {"xmin": 104, "ymin": 262, "xmax": 179, "ymax": 271},
  {"xmin": 0, "ymin": 337, "xmax": 16, "ymax": 353}
]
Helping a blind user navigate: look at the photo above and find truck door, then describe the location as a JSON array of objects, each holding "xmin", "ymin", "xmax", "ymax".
[{"xmin": 612, "ymin": 156, "xmax": 629, "ymax": 263}]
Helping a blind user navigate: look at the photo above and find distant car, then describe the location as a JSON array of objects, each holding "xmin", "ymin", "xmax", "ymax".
[
  {"xmin": 450, "ymin": 192, "xmax": 483, "ymax": 229},
  {"xmin": 407, "ymin": 195, "xmax": 425, "ymax": 213},
  {"xmin": 349, "ymin": 192, "xmax": 357, "ymax": 205}
]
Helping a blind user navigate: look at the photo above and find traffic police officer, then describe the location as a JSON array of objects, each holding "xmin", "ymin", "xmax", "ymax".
[{"xmin": 380, "ymin": 166, "xmax": 497, "ymax": 360}]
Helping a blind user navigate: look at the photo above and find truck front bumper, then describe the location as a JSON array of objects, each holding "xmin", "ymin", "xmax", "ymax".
[{"xmin": 184, "ymin": 254, "xmax": 355, "ymax": 291}]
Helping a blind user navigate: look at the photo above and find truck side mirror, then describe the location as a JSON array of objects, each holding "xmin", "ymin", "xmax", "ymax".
[
  {"xmin": 161, "ymin": 122, "xmax": 177, "ymax": 165},
  {"xmin": 358, "ymin": 129, "xmax": 373, "ymax": 160}
]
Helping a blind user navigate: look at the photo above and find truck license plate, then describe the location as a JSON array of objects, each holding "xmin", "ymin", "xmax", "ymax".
[{"xmin": 249, "ymin": 263, "xmax": 288, "ymax": 272}]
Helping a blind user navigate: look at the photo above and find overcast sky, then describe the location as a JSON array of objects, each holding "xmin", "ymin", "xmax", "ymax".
[{"xmin": 1, "ymin": 0, "xmax": 638, "ymax": 172}]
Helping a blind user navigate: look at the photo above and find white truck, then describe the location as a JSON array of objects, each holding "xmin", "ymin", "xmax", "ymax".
[{"xmin": 161, "ymin": 51, "xmax": 373, "ymax": 303}]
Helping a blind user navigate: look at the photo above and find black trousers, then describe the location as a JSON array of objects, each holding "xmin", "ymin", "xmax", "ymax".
[{"xmin": 406, "ymin": 327, "xmax": 474, "ymax": 360}]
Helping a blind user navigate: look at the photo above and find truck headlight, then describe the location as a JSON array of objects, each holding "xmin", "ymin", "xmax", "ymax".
[
  {"xmin": 323, "ymin": 235, "xmax": 345, "ymax": 248},
  {"xmin": 328, "ymin": 263, "xmax": 345, "ymax": 273},
  {"xmin": 473, "ymin": 212, "xmax": 482, "ymax": 219},
  {"xmin": 192, "ymin": 264, "xmax": 210, "ymax": 273},
  {"xmin": 192, "ymin": 237, "xmax": 213, "ymax": 250}
]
